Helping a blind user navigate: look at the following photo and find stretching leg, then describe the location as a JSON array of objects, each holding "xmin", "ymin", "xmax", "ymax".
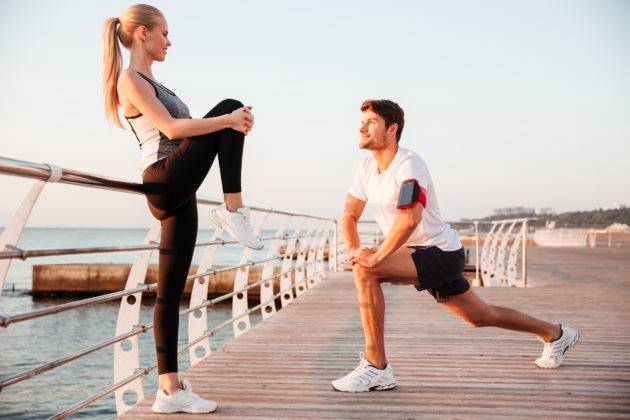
[
  {"xmin": 352, "ymin": 247, "xmax": 419, "ymax": 368},
  {"xmin": 440, "ymin": 289, "xmax": 561, "ymax": 342}
]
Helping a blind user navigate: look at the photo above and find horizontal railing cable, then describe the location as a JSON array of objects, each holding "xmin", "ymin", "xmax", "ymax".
[
  {"xmin": 48, "ymin": 265, "xmax": 322, "ymax": 419},
  {"xmin": 0, "ymin": 259, "xmax": 317, "ymax": 392},
  {"xmin": 0, "ymin": 233, "xmax": 320, "ymax": 261},
  {"xmin": 0, "ymin": 235, "xmax": 328, "ymax": 328}
]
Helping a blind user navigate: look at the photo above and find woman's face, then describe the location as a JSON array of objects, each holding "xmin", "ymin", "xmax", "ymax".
[{"xmin": 142, "ymin": 16, "xmax": 171, "ymax": 62}]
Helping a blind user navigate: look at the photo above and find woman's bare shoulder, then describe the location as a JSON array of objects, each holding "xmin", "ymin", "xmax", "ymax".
[{"xmin": 118, "ymin": 69, "xmax": 142, "ymax": 90}]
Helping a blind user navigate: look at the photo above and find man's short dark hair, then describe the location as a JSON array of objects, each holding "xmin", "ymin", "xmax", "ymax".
[{"xmin": 360, "ymin": 99, "xmax": 405, "ymax": 142}]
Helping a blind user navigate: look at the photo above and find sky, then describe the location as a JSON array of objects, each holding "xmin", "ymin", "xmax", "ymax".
[{"xmin": 0, "ymin": 0, "xmax": 629, "ymax": 228}]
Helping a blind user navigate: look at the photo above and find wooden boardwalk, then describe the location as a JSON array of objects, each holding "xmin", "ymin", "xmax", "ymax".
[{"xmin": 122, "ymin": 247, "xmax": 630, "ymax": 418}]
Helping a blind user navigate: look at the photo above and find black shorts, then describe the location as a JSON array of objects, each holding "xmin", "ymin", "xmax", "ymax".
[{"xmin": 408, "ymin": 246, "xmax": 470, "ymax": 302}]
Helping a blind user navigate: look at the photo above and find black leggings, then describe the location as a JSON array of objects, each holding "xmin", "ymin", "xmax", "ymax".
[{"xmin": 141, "ymin": 99, "xmax": 245, "ymax": 374}]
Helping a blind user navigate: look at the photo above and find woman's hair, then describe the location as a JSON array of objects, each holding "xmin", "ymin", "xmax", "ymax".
[{"xmin": 102, "ymin": 4, "xmax": 163, "ymax": 127}]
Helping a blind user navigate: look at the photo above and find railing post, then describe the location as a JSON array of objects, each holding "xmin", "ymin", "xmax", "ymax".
[
  {"xmin": 306, "ymin": 221, "xmax": 324, "ymax": 289},
  {"xmin": 260, "ymin": 215, "xmax": 291, "ymax": 319},
  {"xmin": 315, "ymin": 222, "xmax": 331, "ymax": 283},
  {"xmin": 294, "ymin": 220, "xmax": 316, "ymax": 297},
  {"xmin": 280, "ymin": 218, "xmax": 305, "ymax": 308},
  {"xmin": 113, "ymin": 220, "xmax": 160, "ymax": 415},
  {"xmin": 608, "ymin": 230, "xmax": 612, "ymax": 248},
  {"xmin": 332, "ymin": 220, "xmax": 338, "ymax": 272},
  {"xmin": 188, "ymin": 223, "xmax": 225, "ymax": 367},
  {"xmin": 0, "ymin": 164, "xmax": 62, "ymax": 295},
  {"xmin": 473, "ymin": 220, "xmax": 479, "ymax": 287},
  {"xmin": 232, "ymin": 210, "xmax": 270, "ymax": 338},
  {"xmin": 522, "ymin": 220, "xmax": 528, "ymax": 288}
]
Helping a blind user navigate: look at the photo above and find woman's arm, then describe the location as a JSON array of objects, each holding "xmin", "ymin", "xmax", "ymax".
[{"xmin": 117, "ymin": 71, "xmax": 253, "ymax": 139}]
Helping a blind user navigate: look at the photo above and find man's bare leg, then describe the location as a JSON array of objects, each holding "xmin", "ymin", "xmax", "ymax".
[
  {"xmin": 352, "ymin": 247, "xmax": 418, "ymax": 368},
  {"xmin": 353, "ymin": 247, "xmax": 562, "ymax": 370},
  {"xmin": 439, "ymin": 289, "xmax": 561, "ymax": 342}
]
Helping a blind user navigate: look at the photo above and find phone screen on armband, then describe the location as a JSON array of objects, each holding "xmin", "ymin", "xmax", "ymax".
[{"xmin": 397, "ymin": 180, "xmax": 419, "ymax": 208}]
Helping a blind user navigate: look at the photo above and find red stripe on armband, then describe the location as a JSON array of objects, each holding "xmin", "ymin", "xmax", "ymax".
[{"xmin": 418, "ymin": 187, "xmax": 426, "ymax": 207}]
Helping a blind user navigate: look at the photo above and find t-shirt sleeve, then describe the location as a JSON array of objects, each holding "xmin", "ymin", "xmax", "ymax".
[
  {"xmin": 348, "ymin": 161, "xmax": 367, "ymax": 201},
  {"xmin": 397, "ymin": 157, "xmax": 429, "ymax": 190}
]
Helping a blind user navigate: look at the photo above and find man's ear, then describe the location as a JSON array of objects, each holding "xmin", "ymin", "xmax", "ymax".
[{"xmin": 387, "ymin": 123, "xmax": 398, "ymax": 140}]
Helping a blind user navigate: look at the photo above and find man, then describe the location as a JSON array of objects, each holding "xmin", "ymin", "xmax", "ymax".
[{"xmin": 331, "ymin": 99, "xmax": 579, "ymax": 393}]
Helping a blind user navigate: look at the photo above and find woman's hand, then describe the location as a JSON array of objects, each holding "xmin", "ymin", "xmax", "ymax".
[{"xmin": 229, "ymin": 106, "xmax": 254, "ymax": 135}]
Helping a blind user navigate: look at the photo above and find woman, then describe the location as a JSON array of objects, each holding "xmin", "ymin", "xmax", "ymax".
[{"xmin": 103, "ymin": 4, "xmax": 260, "ymax": 414}]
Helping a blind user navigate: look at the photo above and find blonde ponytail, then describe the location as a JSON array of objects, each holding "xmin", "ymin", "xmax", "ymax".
[
  {"xmin": 103, "ymin": 17, "xmax": 123, "ymax": 127},
  {"xmin": 101, "ymin": 4, "xmax": 163, "ymax": 128}
]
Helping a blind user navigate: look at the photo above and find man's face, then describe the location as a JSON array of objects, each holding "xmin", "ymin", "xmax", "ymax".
[{"xmin": 359, "ymin": 110, "xmax": 388, "ymax": 150}]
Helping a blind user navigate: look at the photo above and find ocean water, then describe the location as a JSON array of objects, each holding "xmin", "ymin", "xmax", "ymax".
[{"xmin": 0, "ymin": 228, "xmax": 285, "ymax": 419}]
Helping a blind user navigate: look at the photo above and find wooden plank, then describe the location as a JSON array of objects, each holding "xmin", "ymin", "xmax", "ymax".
[{"xmin": 121, "ymin": 247, "xmax": 630, "ymax": 418}]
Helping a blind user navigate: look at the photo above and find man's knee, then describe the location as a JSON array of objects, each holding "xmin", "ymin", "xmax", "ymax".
[
  {"xmin": 464, "ymin": 306, "xmax": 497, "ymax": 328},
  {"xmin": 352, "ymin": 264, "xmax": 378, "ymax": 285}
]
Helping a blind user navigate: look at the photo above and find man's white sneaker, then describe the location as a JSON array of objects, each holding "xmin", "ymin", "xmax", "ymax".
[
  {"xmin": 535, "ymin": 324, "xmax": 580, "ymax": 368},
  {"xmin": 152, "ymin": 379, "xmax": 218, "ymax": 414},
  {"xmin": 209, "ymin": 203, "xmax": 263, "ymax": 250},
  {"xmin": 331, "ymin": 353, "xmax": 397, "ymax": 393}
]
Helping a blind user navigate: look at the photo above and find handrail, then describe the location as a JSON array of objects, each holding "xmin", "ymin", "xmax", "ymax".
[{"xmin": 0, "ymin": 156, "xmax": 335, "ymax": 221}]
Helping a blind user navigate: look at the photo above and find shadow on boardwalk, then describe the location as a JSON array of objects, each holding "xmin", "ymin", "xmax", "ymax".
[{"xmin": 122, "ymin": 247, "xmax": 630, "ymax": 418}]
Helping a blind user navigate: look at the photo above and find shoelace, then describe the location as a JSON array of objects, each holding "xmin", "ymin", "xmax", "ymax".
[
  {"xmin": 351, "ymin": 352, "xmax": 369, "ymax": 375},
  {"xmin": 235, "ymin": 210, "xmax": 252, "ymax": 228}
]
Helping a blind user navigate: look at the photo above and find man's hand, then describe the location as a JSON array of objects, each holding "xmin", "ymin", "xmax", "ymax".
[{"xmin": 350, "ymin": 247, "xmax": 378, "ymax": 268}]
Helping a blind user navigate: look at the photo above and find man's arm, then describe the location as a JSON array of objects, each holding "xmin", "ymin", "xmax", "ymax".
[
  {"xmin": 352, "ymin": 191, "xmax": 424, "ymax": 268},
  {"xmin": 371, "ymin": 202, "xmax": 422, "ymax": 264},
  {"xmin": 342, "ymin": 194, "xmax": 366, "ymax": 255}
]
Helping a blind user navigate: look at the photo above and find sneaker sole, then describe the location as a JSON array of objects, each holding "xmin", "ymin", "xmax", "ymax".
[
  {"xmin": 536, "ymin": 329, "xmax": 580, "ymax": 369},
  {"xmin": 152, "ymin": 404, "xmax": 217, "ymax": 414},
  {"xmin": 331, "ymin": 382, "xmax": 397, "ymax": 393}
]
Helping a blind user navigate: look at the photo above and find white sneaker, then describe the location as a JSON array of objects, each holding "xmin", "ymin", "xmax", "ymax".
[
  {"xmin": 152, "ymin": 379, "xmax": 217, "ymax": 414},
  {"xmin": 535, "ymin": 324, "xmax": 580, "ymax": 368},
  {"xmin": 331, "ymin": 353, "xmax": 397, "ymax": 392},
  {"xmin": 209, "ymin": 203, "xmax": 263, "ymax": 250}
]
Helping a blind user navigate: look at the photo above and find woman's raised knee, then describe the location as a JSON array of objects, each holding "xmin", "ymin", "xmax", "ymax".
[{"xmin": 218, "ymin": 98, "xmax": 244, "ymax": 113}]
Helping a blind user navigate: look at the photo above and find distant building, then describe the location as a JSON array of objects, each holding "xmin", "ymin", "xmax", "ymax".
[
  {"xmin": 606, "ymin": 223, "xmax": 630, "ymax": 232},
  {"xmin": 611, "ymin": 203, "xmax": 627, "ymax": 210},
  {"xmin": 536, "ymin": 207, "xmax": 555, "ymax": 216},
  {"xmin": 493, "ymin": 207, "xmax": 535, "ymax": 216}
]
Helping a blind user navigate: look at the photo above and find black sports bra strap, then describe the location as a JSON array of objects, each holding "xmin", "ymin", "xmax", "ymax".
[
  {"xmin": 135, "ymin": 71, "xmax": 177, "ymax": 96},
  {"xmin": 136, "ymin": 71, "xmax": 159, "ymax": 96}
]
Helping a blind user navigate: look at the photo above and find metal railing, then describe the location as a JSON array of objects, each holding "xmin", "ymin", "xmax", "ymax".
[{"xmin": 0, "ymin": 156, "xmax": 339, "ymax": 418}]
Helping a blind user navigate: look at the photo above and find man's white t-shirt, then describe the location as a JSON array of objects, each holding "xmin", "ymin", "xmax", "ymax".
[{"xmin": 348, "ymin": 147, "xmax": 461, "ymax": 251}]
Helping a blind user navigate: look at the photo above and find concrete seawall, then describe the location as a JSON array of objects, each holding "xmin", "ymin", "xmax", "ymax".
[{"xmin": 32, "ymin": 264, "xmax": 282, "ymax": 298}]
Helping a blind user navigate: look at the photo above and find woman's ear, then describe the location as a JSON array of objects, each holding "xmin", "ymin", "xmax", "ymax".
[{"xmin": 138, "ymin": 25, "xmax": 147, "ymax": 41}]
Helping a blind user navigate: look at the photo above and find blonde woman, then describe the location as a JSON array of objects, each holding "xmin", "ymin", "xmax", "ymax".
[{"xmin": 103, "ymin": 4, "xmax": 260, "ymax": 413}]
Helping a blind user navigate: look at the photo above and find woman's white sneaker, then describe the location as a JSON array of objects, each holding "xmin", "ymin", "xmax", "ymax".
[
  {"xmin": 331, "ymin": 353, "xmax": 397, "ymax": 392},
  {"xmin": 535, "ymin": 324, "xmax": 580, "ymax": 368},
  {"xmin": 152, "ymin": 379, "xmax": 217, "ymax": 414},
  {"xmin": 209, "ymin": 203, "xmax": 263, "ymax": 250}
]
